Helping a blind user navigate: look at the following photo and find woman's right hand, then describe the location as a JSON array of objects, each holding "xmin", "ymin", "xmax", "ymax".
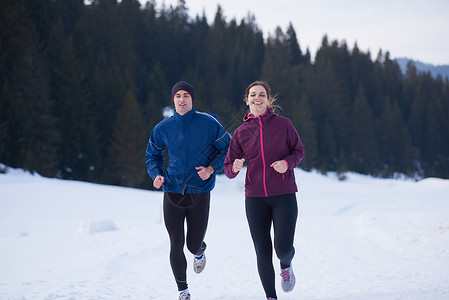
[
  {"xmin": 153, "ymin": 175, "xmax": 165, "ymax": 189},
  {"xmin": 233, "ymin": 158, "xmax": 245, "ymax": 173}
]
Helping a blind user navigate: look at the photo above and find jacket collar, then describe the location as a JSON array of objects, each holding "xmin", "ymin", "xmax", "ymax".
[
  {"xmin": 243, "ymin": 108, "xmax": 274, "ymax": 122},
  {"xmin": 174, "ymin": 107, "xmax": 196, "ymax": 122}
]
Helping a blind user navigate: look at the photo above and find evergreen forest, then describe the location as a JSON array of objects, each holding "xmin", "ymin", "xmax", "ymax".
[{"xmin": 1, "ymin": 0, "xmax": 449, "ymax": 189}]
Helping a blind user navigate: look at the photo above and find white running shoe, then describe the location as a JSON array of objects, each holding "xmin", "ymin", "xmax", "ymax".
[
  {"xmin": 179, "ymin": 289, "xmax": 191, "ymax": 300},
  {"xmin": 280, "ymin": 265, "xmax": 296, "ymax": 292},
  {"xmin": 193, "ymin": 253, "xmax": 206, "ymax": 274}
]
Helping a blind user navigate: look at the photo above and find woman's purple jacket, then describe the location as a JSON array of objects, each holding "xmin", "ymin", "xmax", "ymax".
[{"xmin": 224, "ymin": 108, "xmax": 305, "ymax": 197}]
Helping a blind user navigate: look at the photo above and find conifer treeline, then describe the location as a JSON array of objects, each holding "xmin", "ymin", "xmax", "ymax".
[{"xmin": 1, "ymin": 0, "xmax": 448, "ymax": 188}]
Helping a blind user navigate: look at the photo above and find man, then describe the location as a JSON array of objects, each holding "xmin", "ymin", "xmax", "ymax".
[{"xmin": 146, "ymin": 81, "xmax": 230, "ymax": 300}]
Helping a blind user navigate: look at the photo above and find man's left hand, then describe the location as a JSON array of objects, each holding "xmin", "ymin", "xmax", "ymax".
[{"xmin": 196, "ymin": 166, "xmax": 215, "ymax": 180}]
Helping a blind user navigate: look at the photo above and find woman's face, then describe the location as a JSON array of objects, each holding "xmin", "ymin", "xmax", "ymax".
[{"xmin": 246, "ymin": 85, "xmax": 269, "ymax": 116}]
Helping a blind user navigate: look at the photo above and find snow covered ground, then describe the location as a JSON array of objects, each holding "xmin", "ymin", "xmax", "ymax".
[{"xmin": 1, "ymin": 167, "xmax": 449, "ymax": 300}]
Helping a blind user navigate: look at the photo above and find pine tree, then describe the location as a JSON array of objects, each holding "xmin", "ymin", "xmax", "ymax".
[
  {"xmin": 318, "ymin": 121, "xmax": 337, "ymax": 172},
  {"xmin": 350, "ymin": 85, "xmax": 377, "ymax": 173},
  {"xmin": 336, "ymin": 147, "xmax": 348, "ymax": 180},
  {"xmin": 105, "ymin": 90, "xmax": 146, "ymax": 187},
  {"xmin": 48, "ymin": 21, "xmax": 99, "ymax": 180},
  {"xmin": 378, "ymin": 96, "xmax": 412, "ymax": 175},
  {"xmin": 20, "ymin": 40, "xmax": 60, "ymax": 177},
  {"xmin": 409, "ymin": 79, "xmax": 426, "ymax": 152},
  {"xmin": 261, "ymin": 26, "xmax": 304, "ymax": 123},
  {"xmin": 402, "ymin": 62, "xmax": 419, "ymax": 121},
  {"xmin": 350, "ymin": 43, "xmax": 376, "ymax": 106},
  {"xmin": 0, "ymin": 0, "xmax": 60, "ymax": 175},
  {"xmin": 313, "ymin": 37, "xmax": 352, "ymax": 151},
  {"xmin": 0, "ymin": 81, "xmax": 14, "ymax": 165},
  {"xmin": 0, "ymin": 0, "xmax": 31, "ymax": 167},
  {"xmin": 294, "ymin": 94, "xmax": 317, "ymax": 171},
  {"xmin": 197, "ymin": 5, "xmax": 235, "ymax": 120},
  {"xmin": 420, "ymin": 77, "xmax": 449, "ymax": 177},
  {"xmin": 285, "ymin": 23, "xmax": 306, "ymax": 66},
  {"xmin": 142, "ymin": 62, "xmax": 170, "ymax": 131},
  {"xmin": 261, "ymin": 27, "xmax": 298, "ymax": 94}
]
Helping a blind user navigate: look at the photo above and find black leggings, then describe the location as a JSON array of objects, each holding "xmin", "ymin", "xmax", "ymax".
[
  {"xmin": 163, "ymin": 192, "xmax": 210, "ymax": 291},
  {"xmin": 245, "ymin": 193, "xmax": 298, "ymax": 299}
]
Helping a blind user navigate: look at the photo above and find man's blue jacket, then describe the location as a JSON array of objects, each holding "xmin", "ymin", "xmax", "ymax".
[{"xmin": 146, "ymin": 108, "xmax": 231, "ymax": 194}]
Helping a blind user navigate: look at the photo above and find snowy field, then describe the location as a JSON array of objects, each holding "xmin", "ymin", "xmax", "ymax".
[{"xmin": 1, "ymin": 166, "xmax": 449, "ymax": 300}]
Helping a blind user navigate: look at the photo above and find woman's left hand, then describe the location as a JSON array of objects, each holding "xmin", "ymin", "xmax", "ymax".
[{"xmin": 270, "ymin": 160, "xmax": 288, "ymax": 173}]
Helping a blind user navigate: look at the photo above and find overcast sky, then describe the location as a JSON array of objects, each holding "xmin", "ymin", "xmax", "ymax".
[{"xmin": 141, "ymin": 0, "xmax": 449, "ymax": 65}]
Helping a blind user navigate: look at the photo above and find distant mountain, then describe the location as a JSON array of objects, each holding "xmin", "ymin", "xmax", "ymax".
[{"xmin": 396, "ymin": 57, "xmax": 449, "ymax": 80}]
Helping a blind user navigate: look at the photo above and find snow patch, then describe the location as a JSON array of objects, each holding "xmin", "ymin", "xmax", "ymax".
[{"xmin": 77, "ymin": 220, "xmax": 118, "ymax": 234}]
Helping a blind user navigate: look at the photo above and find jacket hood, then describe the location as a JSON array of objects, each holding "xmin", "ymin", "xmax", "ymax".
[{"xmin": 243, "ymin": 108, "xmax": 275, "ymax": 122}]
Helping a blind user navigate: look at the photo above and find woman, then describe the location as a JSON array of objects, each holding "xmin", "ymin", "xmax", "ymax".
[
  {"xmin": 146, "ymin": 81, "xmax": 230, "ymax": 300},
  {"xmin": 224, "ymin": 81, "xmax": 305, "ymax": 300}
]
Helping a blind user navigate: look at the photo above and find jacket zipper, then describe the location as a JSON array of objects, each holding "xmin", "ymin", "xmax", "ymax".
[{"xmin": 258, "ymin": 117, "xmax": 268, "ymax": 197}]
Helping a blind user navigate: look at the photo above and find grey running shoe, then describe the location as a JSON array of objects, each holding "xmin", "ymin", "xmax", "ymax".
[
  {"xmin": 179, "ymin": 289, "xmax": 190, "ymax": 300},
  {"xmin": 193, "ymin": 253, "xmax": 206, "ymax": 274},
  {"xmin": 280, "ymin": 265, "xmax": 296, "ymax": 292}
]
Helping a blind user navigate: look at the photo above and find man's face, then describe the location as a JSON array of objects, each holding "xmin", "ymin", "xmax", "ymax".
[{"xmin": 173, "ymin": 90, "xmax": 193, "ymax": 115}]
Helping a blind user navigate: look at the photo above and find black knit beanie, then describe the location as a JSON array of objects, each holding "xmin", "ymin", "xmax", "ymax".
[{"xmin": 171, "ymin": 81, "xmax": 195, "ymax": 103}]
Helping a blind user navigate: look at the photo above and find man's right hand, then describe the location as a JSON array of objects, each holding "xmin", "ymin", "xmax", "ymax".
[{"xmin": 153, "ymin": 175, "xmax": 165, "ymax": 189}]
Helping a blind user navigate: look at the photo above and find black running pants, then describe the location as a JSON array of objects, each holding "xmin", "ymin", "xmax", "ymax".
[
  {"xmin": 245, "ymin": 193, "xmax": 298, "ymax": 299},
  {"xmin": 163, "ymin": 192, "xmax": 210, "ymax": 291}
]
